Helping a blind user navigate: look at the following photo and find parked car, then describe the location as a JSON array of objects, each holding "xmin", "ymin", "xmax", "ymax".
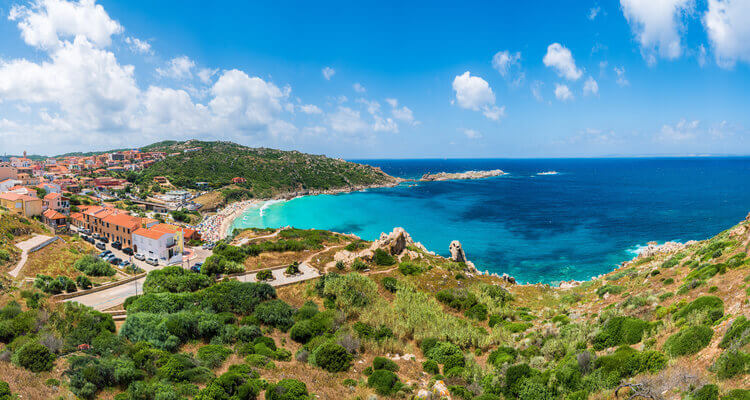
[
  {"xmin": 146, "ymin": 257, "xmax": 159, "ymax": 266},
  {"xmin": 122, "ymin": 247, "xmax": 134, "ymax": 256},
  {"xmin": 99, "ymin": 236, "xmax": 109, "ymax": 243},
  {"xmin": 112, "ymin": 241, "xmax": 122, "ymax": 250},
  {"xmin": 190, "ymin": 262, "xmax": 202, "ymax": 273},
  {"xmin": 95, "ymin": 242, "xmax": 105, "ymax": 250},
  {"xmin": 98, "ymin": 250, "xmax": 112, "ymax": 258},
  {"xmin": 134, "ymin": 253, "xmax": 146, "ymax": 261},
  {"xmin": 119, "ymin": 260, "xmax": 131, "ymax": 267},
  {"xmin": 109, "ymin": 257, "xmax": 122, "ymax": 265}
]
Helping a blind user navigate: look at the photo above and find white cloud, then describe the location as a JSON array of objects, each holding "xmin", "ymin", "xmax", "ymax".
[
  {"xmin": 462, "ymin": 128, "xmax": 481, "ymax": 139},
  {"xmin": 583, "ymin": 76, "xmax": 599, "ymax": 96},
  {"xmin": 124, "ymin": 36, "xmax": 151, "ymax": 54},
  {"xmin": 352, "ymin": 82, "xmax": 366, "ymax": 93},
  {"xmin": 299, "ymin": 104, "xmax": 322, "ymax": 114},
  {"xmin": 697, "ymin": 44, "xmax": 708, "ymax": 67},
  {"xmin": 197, "ymin": 68, "xmax": 218, "ymax": 84},
  {"xmin": 554, "ymin": 84, "xmax": 574, "ymax": 101},
  {"xmin": 543, "ymin": 43, "xmax": 582, "ymax": 81},
  {"xmin": 9, "ymin": 0, "xmax": 123, "ymax": 49},
  {"xmin": 620, "ymin": 0, "xmax": 692, "ymax": 65},
  {"xmin": 531, "ymin": 80, "xmax": 544, "ymax": 102},
  {"xmin": 614, "ymin": 66, "xmax": 630, "ymax": 86},
  {"xmin": 322, "ymin": 66, "xmax": 335, "ymax": 80},
  {"xmin": 157, "ymin": 56, "xmax": 195, "ymax": 80},
  {"xmin": 589, "ymin": 6, "xmax": 601, "ymax": 20},
  {"xmin": 373, "ymin": 115, "xmax": 398, "ymax": 133},
  {"xmin": 328, "ymin": 106, "xmax": 368, "ymax": 134},
  {"xmin": 384, "ymin": 98, "xmax": 416, "ymax": 124},
  {"xmin": 703, "ymin": 0, "xmax": 750, "ymax": 68},
  {"xmin": 451, "ymin": 71, "xmax": 504, "ymax": 121},
  {"xmin": 491, "ymin": 50, "xmax": 520, "ymax": 77},
  {"xmin": 657, "ymin": 119, "xmax": 700, "ymax": 141}
]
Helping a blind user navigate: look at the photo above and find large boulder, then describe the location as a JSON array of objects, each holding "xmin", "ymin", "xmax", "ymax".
[{"xmin": 449, "ymin": 240, "xmax": 466, "ymax": 263}]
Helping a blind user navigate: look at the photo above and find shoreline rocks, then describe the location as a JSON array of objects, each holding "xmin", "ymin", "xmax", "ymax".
[{"xmin": 419, "ymin": 169, "xmax": 506, "ymax": 182}]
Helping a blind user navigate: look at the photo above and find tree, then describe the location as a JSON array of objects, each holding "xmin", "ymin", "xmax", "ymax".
[{"xmin": 13, "ymin": 341, "xmax": 55, "ymax": 372}]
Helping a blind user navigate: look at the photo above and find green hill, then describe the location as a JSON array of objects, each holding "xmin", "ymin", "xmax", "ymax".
[{"xmin": 138, "ymin": 140, "xmax": 398, "ymax": 197}]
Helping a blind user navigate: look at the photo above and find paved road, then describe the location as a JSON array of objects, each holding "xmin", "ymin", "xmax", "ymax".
[
  {"xmin": 64, "ymin": 276, "xmax": 145, "ymax": 311},
  {"xmin": 9, "ymin": 234, "xmax": 54, "ymax": 277}
]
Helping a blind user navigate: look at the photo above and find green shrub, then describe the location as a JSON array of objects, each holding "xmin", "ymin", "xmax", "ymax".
[
  {"xmin": 367, "ymin": 369, "xmax": 401, "ymax": 396},
  {"xmin": 398, "ymin": 261, "xmax": 423, "ymax": 276},
  {"xmin": 254, "ymin": 300, "xmax": 294, "ymax": 331},
  {"xmin": 372, "ymin": 356, "xmax": 399, "ymax": 372},
  {"xmin": 381, "ymin": 276, "xmax": 398, "ymax": 293},
  {"xmin": 13, "ymin": 341, "xmax": 55, "ymax": 372},
  {"xmin": 504, "ymin": 364, "xmax": 533, "ymax": 398},
  {"xmin": 719, "ymin": 316, "xmax": 750, "ymax": 349},
  {"xmin": 197, "ymin": 345, "xmax": 232, "ymax": 369},
  {"xmin": 592, "ymin": 316, "xmax": 649, "ymax": 350},
  {"xmin": 503, "ymin": 321, "xmax": 533, "ymax": 333},
  {"xmin": 351, "ymin": 259, "xmax": 368, "ymax": 271},
  {"xmin": 664, "ymin": 325, "xmax": 713, "ymax": 357},
  {"xmin": 663, "ymin": 278, "xmax": 675, "ymax": 285},
  {"xmin": 423, "ymin": 359, "xmax": 439, "ymax": 374},
  {"xmin": 464, "ymin": 303, "xmax": 488, "ymax": 321},
  {"xmin": 713, "ymin": 350, "xmax": 749, "ymax": 380},
  {"xmin": 691, "ymin": 384, "xmax": 719, "ymax": 400},
  {"xmin": 596, "ymin": 284, "xmax": 624, "ymax": 298},
  {"xmin": 76, "ymin": 275, "xmax": 92, "ymax": 290},
  {"xmin": 144, "ymin": 266, "xmax": 212, "ymax": 293},
  {"xmin": 424, "ymin": 341, "xmax": 462, "ymax": 364},
  {"xmin": 285, "ymin": 262, "xmax": 301, "ymax": 275},
  {"xmin": 674, "ymin": 296, "xmax": 724, "ymax": 324},
  {"xmin": 74, "ymin": 255, "xmax": 116, "ymax": 277},
  {"xmin": 312, "ymin": 342, "xmax": 351, "ymax": 372},
  {"xmin": 256, "ymin": 270, "xmax": 274, "ymax": 281},
  {"xmin": 373, "ymin": 249, "xmax": 396, "ymax": 266},
  {"xmin": 265, "ymin": 379, "xmax": 309, "ymax": 400},
  {"xmin": 488, "ymin": 346, "xmax": 517, "ymax": 367},
  {"xmin": 721, "ymin": 389, "xmax": 750, "ymax": 400},
  {"xmin": 0, "ymin": 380, "xmax": 11, "ymax": 400}
]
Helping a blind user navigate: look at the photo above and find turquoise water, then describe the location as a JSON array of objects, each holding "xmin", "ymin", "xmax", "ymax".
[{"xmin": 230, "ymin": 158, "xmax": 750, "ymax": 283}]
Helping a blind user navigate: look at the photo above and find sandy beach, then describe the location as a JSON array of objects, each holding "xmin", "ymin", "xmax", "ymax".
[{"xmin": 196, "ymin": 200, "xmax": 258, "ymax": 242}]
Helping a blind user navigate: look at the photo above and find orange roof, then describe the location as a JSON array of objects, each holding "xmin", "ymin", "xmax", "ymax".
[
  {"xmin": 103, "ymin": 213, "xmax": 141, "ymax": 230},
  {"xmin": 44, "ymin": 192, "xmax": 62, "ymax": 200},
  {"xmin": 0, "ymin": 193, "xmax": 37, "ymax": 202},
  {"xmin": 133, "ymin": 227, "xmax": 170, "ymax": 240},
  {"xmin": 43, "ymin": 209, "xmax": 66, "ymax": 220},
  {"xmin": 70, "ymin": 212, "xmax": 85, "ymax": 222}
]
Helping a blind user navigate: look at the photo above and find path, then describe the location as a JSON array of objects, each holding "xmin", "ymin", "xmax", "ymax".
[
  {"xmin": 235, "ymin": 229, "xmax": 281, "ymax": 246},
  {"xmin": 9, "ymin": 234, "xmax": 53, "ymax": 277},
  {"xmin": 63, "ymin": 276, "xmax": 145, "ymax": 311}
]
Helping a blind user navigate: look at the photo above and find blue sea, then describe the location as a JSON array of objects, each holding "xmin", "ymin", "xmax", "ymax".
[{"xmin": 230, "ymin": 158, "xmax": 750, "ymax": 284}]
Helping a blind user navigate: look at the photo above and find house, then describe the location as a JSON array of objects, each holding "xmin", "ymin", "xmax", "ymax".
[
  {"xmin": 232, "ymin": 177, "xmax": 247, "ymax": 184},
  {"xmin": 100, "ymin": 213, "xmax": 141, "ymax": 248},
  {"xmin": 153, "ymin": 176, "xmax": 169, "ymax": 184},
  {"xmin": 132, "ymin": 224, "xmax": 184, "ymax": 265},
  {"xmin": 79, "ymin": 206, "xmax": 122, "ymax": 236},
  {"xmin": 37, "ymin": 182, "xmax": 61, "ymax": 194},
  {"xmin": 0, "ymin": 166, "xmax": 18, "ymax": 180},
  {"xmin": 0, "ymin": 193, "xmax": 42, "ymax": 217},
  {"xmin": 0, "ymin": 178, "xmax": 21, "ymax": 193},
  {"xmin": 43, "ymin": 192, "xmax": 70, "ymax": 215},
  {"xmin": 42, "ymin": 209, "xmax": 68, "ymax": 231}
]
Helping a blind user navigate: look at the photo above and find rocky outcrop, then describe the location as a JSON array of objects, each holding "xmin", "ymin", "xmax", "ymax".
[
  {"xmin": 333, "ymin": 227, "xmax": 432, "ymax": 267},
  {"xmin": 419, "ymin": 169, "xmax": 506, "ymax": 182},
  {"xmin": 449, "ymin": 240, "xmax": 466, "ymax": 263},
  {"xmin": 637, "ymin": 241, "xmax": 694, "ymax": 258}
]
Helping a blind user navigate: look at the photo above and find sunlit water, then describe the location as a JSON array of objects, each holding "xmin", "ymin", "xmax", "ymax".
[{"xmin": 231, "ymin": 158, "xmax": 750, "ymax": 283}]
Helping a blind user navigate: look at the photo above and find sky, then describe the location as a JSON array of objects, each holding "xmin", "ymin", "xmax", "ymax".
[{"xmin": 0, "ymin": 0, "xmax": 749, "ymax": 158}]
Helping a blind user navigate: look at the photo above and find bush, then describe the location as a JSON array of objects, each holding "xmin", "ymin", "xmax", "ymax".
[
  {"xmin": 691, "ymin": 384, "xmax": 719, "ymax": 400},
  {"xmin": 674, "ymin": 296, "xmax": 724, "ymax": 324},
  {"xmin": 713, "ymin": 350, "xmax": 749, "ymax": 380},
  {"xmin": 398, "ymin": 261, "xmax": 423, "ymax": 275},
  {"xmin": 76, "ymin": 275, "xmax": 92, "ymax": 290},
  {"xmin": 719, "ymin": 316, "xmax": 750, "ymax": 349},
  {"xmin": 367, "ymin": 369, "xmax": 401, "ymax": 396},
  {"xmin": 254, "ymin": 300, "xmax": 294, "ymax": 331},
  {"xmin": 312, "ymin": 342, "xmax": 351, "ymax": 372},
  {"xmin": 664, "ymin": 325, "xmax": 713, "ymax": 357},
  {"xmin": 381, "ymin": 277, "xmax": 398, "ymax": 293},
  {"xmin": 0, "ymin": 380, "xmax": 11, "ymax": 400},
  {"xmin": 13, "ymin": 341, "xmax": 55, "ymax": 372},
  {"xmin": 488, "ymin": 346, "xmax": 517, "ymax": 368},
  {"xmin": 592, "ymin": 316, "xmax": 649, "ymax": 350},
  {"xmin": 504, "ymin": 364, "xmax": 533, "ymax": 398},
  {"xmin": 596, "ymin": 284, "xmax": 624, "ymax": 298},
  {"xmin": 285, "ymin": 262, "xmax": 300, "ymax": 275},
  {"xmin": 197, "ymin": 345, "xmax": 232, "ymax": 369},
  {"xmin": 74, "ymin": 255, "xmax": 116, "ymax": 277},
  {"xmin": 144, "ymin": 266, "xmax": 212, "ymax": 293},
  {"xmin": 372, "ymin": 356, "xmax": 399, "ymax": 372},
  {"xmin": 351, "ymin": 259, "xmax": 368, "ymax": 271},
  {"xmin": 595, "ymin": 346, "xmax": 667, "ymax": 383},
  {"xmin": 423, "ymin": 359, "xmax": 440, "ymax": 374},
  {"xmin": 265, "ymin": 379, "xmax": 309, "ymax": 400},
  {"xmin": 373, "ymin": 249, "xmax": 396, "ymax": 266},
  {"xmin": 256, "ymin": 270, "xmax": 274, "ymax": 281},
  {"xmin": 464, "ymin": 303, "xmax": 488, "ymax": 321},
  {"xmin": 424, "ymin": 341, "xmax": 462, "ymax": 364},
  {"xmin": 721, "ymin": 389, "xmax": 750, "ymax": 400}
]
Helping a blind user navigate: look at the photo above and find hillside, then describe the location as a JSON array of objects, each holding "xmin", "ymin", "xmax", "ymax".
[
  {"xmin": 138, "ymin": 140, "xmax": 399, "ymax": 198},
  {"xmin": 0, "ymin": 213, "xmax": 749, "ymax": 399}
]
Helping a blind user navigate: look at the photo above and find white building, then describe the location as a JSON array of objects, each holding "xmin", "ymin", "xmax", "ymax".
[
  {"xmin": 132, "ymin": 224, "xmax": 184, "ymax": 265},
  {"xmin": 0, "ymin": 178, "xmax": 21, "ymax": 193}
]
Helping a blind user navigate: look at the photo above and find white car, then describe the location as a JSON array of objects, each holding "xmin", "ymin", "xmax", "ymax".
[
  {"xmin": 146, "ymin": 257, "xmax": 159, "ymax": 266},
  {"xmin": 134, "ymin": 253, "xmax": 146, "ymax": 261}
]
